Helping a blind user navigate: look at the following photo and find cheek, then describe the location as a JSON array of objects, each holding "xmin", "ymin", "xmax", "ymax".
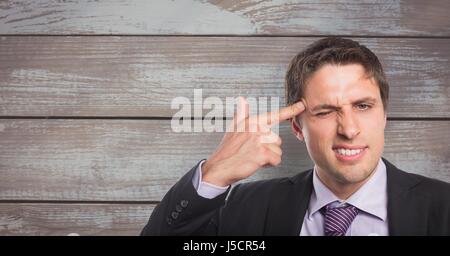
[
  {"xmin": 360, "ymin": 110, "xmax": 386, "ymax": 135},
  {"xmin": 303, "ymin": 118, "xmax": 337, "ymax": 149},
  {"xmin": 358, "ymin": 110, "xmax": 386, "ymax": 153}
]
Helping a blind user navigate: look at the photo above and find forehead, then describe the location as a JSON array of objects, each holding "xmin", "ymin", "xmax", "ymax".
[{"xmin": 304, "ymin": 64, "xmax": 380, "ymax": 105}]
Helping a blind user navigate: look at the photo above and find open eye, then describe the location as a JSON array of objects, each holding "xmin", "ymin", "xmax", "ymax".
[{"xmin": 355, "ymin": 103, "xmax": 371, "ymax": 110}]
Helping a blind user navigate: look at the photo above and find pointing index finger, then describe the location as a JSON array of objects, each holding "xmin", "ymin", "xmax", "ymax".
[{"xmin": 260, "ymin": 100, "xmax": 306, "ymax": 126}]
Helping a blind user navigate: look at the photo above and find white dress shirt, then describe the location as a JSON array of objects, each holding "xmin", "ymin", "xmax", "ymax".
[{"xmin": 300, "ymin": 159, "xmax": 388, "ymax": 236}]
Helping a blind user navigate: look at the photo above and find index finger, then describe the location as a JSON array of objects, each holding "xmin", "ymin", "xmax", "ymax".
[{"xmin": 259, "ymin": 100, "xmax": 305, "ymax": 126}]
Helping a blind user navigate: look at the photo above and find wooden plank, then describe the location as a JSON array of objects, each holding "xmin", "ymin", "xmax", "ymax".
[
  {"xmin": 1, "ymin": 0, "xmax": 450, "ymax": 36},
  {"xmin": 0, "ymin": 119, "xmax": 448, "ymax": 201},
  {"xmin": 0, "ymin": 203, "xmax": 154, "ymax": 235},
  {"xmin": 0, "ymin": 36, "xmax": 449, "ymax": 118}
]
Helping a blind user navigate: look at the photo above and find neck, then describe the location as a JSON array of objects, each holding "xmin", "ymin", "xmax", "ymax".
[{"xmin": 315, "ymin": 166, "xmax": 376, "ymax": 200}]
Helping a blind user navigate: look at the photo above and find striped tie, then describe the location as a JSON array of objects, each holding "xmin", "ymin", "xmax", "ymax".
[{"xmin": 321, "ymin": 203, "xmax": 359, "ymax": 236}]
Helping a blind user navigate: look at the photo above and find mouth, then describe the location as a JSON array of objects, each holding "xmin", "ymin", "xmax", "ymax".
[{"xmin": 332, "ymin": 145, "xmax": 368, "ymax": 162}]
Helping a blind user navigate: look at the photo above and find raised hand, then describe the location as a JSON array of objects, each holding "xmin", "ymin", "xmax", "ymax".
[{"xmin": 202, "ymin": 97, "xmax": 305, "ymax": 187}]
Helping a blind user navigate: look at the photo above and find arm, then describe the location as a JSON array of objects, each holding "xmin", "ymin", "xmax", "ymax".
[
  {"xmin": 141, "ymin": 97, "xmax": 305, "ymax": 235},
  {"xmin": 140, "ymin": 160, "xmax": 230, "ymax": 235}
]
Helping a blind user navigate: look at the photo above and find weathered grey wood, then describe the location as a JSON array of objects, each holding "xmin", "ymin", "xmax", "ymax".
[
  {"xmin": 0, "ymin": 203, "xmax": 154, "ymax": 235},
  {"xmin": 0, "ymin": 119, "xmax": 448, "ymax": 201},
  {"xmin": 1, "ymin": 0, "xmax": 449, "ymax": 36},
  {"xmin": 0, "ymin": 36, "xmax": 449, "ymax": 118}
]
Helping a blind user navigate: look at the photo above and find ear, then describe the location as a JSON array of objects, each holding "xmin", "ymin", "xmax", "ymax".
[{"xmin": 291, "ymin": 118, "xmax": 304, "ymax": 141}]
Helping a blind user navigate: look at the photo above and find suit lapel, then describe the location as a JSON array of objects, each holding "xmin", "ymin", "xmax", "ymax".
[
  {"xmin": 385, "ymin": 158, "xmax": 429, "ymax": 235},
  {"xmin": 262, "ymin": 159, "xmax": 429, "ymax": 235},
  {"xmin": 263, "ymin": 170, "xmax": 313, "ymax": 235}
]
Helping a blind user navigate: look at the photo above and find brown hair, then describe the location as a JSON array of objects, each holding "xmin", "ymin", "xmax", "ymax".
[{"xmin": 285, "ymin": 37, "xmax": 389, "ymax": 111}]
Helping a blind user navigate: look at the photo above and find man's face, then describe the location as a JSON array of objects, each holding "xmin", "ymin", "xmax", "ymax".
[{"xmin": 297, "ymin": 64, "xmax": 386, "ymax": 185}]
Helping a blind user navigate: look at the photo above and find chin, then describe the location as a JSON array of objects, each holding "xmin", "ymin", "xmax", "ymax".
[{"xmin": 333, "ymin": 162, "xmax": 377, "ymax": 184}]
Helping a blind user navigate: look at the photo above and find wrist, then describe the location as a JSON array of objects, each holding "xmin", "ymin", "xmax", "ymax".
[{"xmin": 202, "ymin": 160, "xmax": 231, "ymax": 187}]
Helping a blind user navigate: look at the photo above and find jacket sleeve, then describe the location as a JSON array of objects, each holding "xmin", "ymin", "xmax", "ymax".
[{"xmin": 140, "ymin": 161, "xmax": 231, "ymax": 235}]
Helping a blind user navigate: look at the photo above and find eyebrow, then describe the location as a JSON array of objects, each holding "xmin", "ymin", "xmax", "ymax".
[{"xmin": 310, "ymin": 97, "xmax": 377, "ymax": 112}]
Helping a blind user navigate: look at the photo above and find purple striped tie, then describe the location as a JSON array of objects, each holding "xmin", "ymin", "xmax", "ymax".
[{"xmin": 321, "ymin": 203, "xmax": 359, "ymax": 236}]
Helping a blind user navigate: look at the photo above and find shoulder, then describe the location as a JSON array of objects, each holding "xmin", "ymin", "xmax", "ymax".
[
  {"xmin": 405, "ymin": 171, "xmax": 450, "ymax": 193},
  {"xmin": 405, "ymin": 172, "xmax": 450, "ymax": 220},
  {"xmin": 385, "ymin": 158, "xmax": 450, "ymax": 204},
  {"xmin": 409, "ymin": 173, "xmax": 450, "ymax": 203}
]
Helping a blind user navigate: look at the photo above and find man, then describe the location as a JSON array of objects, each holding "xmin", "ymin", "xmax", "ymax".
[{"xmin": 141, "ymin": 37, "xmax": 450, "ymax": 236}]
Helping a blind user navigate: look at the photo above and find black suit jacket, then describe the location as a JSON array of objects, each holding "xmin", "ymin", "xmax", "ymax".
[{"xmin": 141, "ymin": 158, "xmax": 450, "ymax": 235}]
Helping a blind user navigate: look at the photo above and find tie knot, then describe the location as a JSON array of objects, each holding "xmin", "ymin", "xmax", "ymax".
[{"xmin": 321, "ymin": 203, "xmax": 359, "ymax": 236}]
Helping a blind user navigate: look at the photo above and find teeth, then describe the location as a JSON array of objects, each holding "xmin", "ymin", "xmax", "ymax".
[{"xmin": 335, "ymin": 148, "xmax": 363, "ymax": 156}]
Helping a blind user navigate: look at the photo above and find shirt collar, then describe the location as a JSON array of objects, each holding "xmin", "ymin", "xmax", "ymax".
[{"xmin": 308, "ymin": 159, "xmax": 387, "ymax": 221}]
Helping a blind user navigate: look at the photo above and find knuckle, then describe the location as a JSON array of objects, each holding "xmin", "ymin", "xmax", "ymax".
[
  {"xmin": 259, "ymin": 146, "xmax": 269, "ymax": 155},
  {"xmin": 252, "ymin": 133, "xmax": 262, "ymax": 142},
  {"xmin": 256, "ymin": 155, "xmax": 267, "ymax": 167},
  {"xmin": 291, "ymin": 105, "xmax": 297, "ymax": 113},
  {"xmin": 273, "ymin": 156, "xmax": 282, "ymax": 166}
]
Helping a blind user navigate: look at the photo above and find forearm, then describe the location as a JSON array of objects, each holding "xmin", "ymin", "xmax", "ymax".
[{"xmin": 141, "ymin": 161, "xmax": 230, "ymax": 235}]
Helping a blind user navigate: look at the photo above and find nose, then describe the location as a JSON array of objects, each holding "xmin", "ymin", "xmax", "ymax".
[{"xmin": 337, "ymin": 110, "xmax": 360, "ymax": 140}]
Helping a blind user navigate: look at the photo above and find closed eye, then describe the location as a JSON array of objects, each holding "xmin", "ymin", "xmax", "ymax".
[{"xmin": 316, "ymin": 111, "xmax": 332, "ymax": 116}]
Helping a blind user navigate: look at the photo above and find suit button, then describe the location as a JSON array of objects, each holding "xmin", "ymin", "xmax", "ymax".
[
  {"xmin": 180, "ymin": 200, "xmax": 189, "ymax": 208},
  {"xmin": 175, "ymin": 205, "xmax": 183, "ymax": 212},
  {"xmin": 166, "ymin": 217, "xmax": 172, "ymax": 225},
  {"xmin": 171, "ymin": 211, "xmax": 179, "ymax": 219}
]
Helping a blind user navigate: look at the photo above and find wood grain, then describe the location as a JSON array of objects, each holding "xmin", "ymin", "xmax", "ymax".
[
  {"xmin": 0, "ymin": 203, "xmax": 154, "ymax": 235},
  {"xmin": 1, "ymin": 0, "xmax": 449, "ymax": 237},
  {"xmin": 0, "ymin": 119, "xmax": 448, "ymax": 201},
  {"xmin": 1, "ymin": 36, "xmax": 449, "ymax": 118},
  {"xmin": 1, "ymin": 0, "xmax": 449, "ymax": 36}
]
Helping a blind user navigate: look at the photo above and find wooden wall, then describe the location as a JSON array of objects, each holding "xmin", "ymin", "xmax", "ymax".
[{"xmin": 0, "ymin": 0, "xmax": 449, "ymax": 235}]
